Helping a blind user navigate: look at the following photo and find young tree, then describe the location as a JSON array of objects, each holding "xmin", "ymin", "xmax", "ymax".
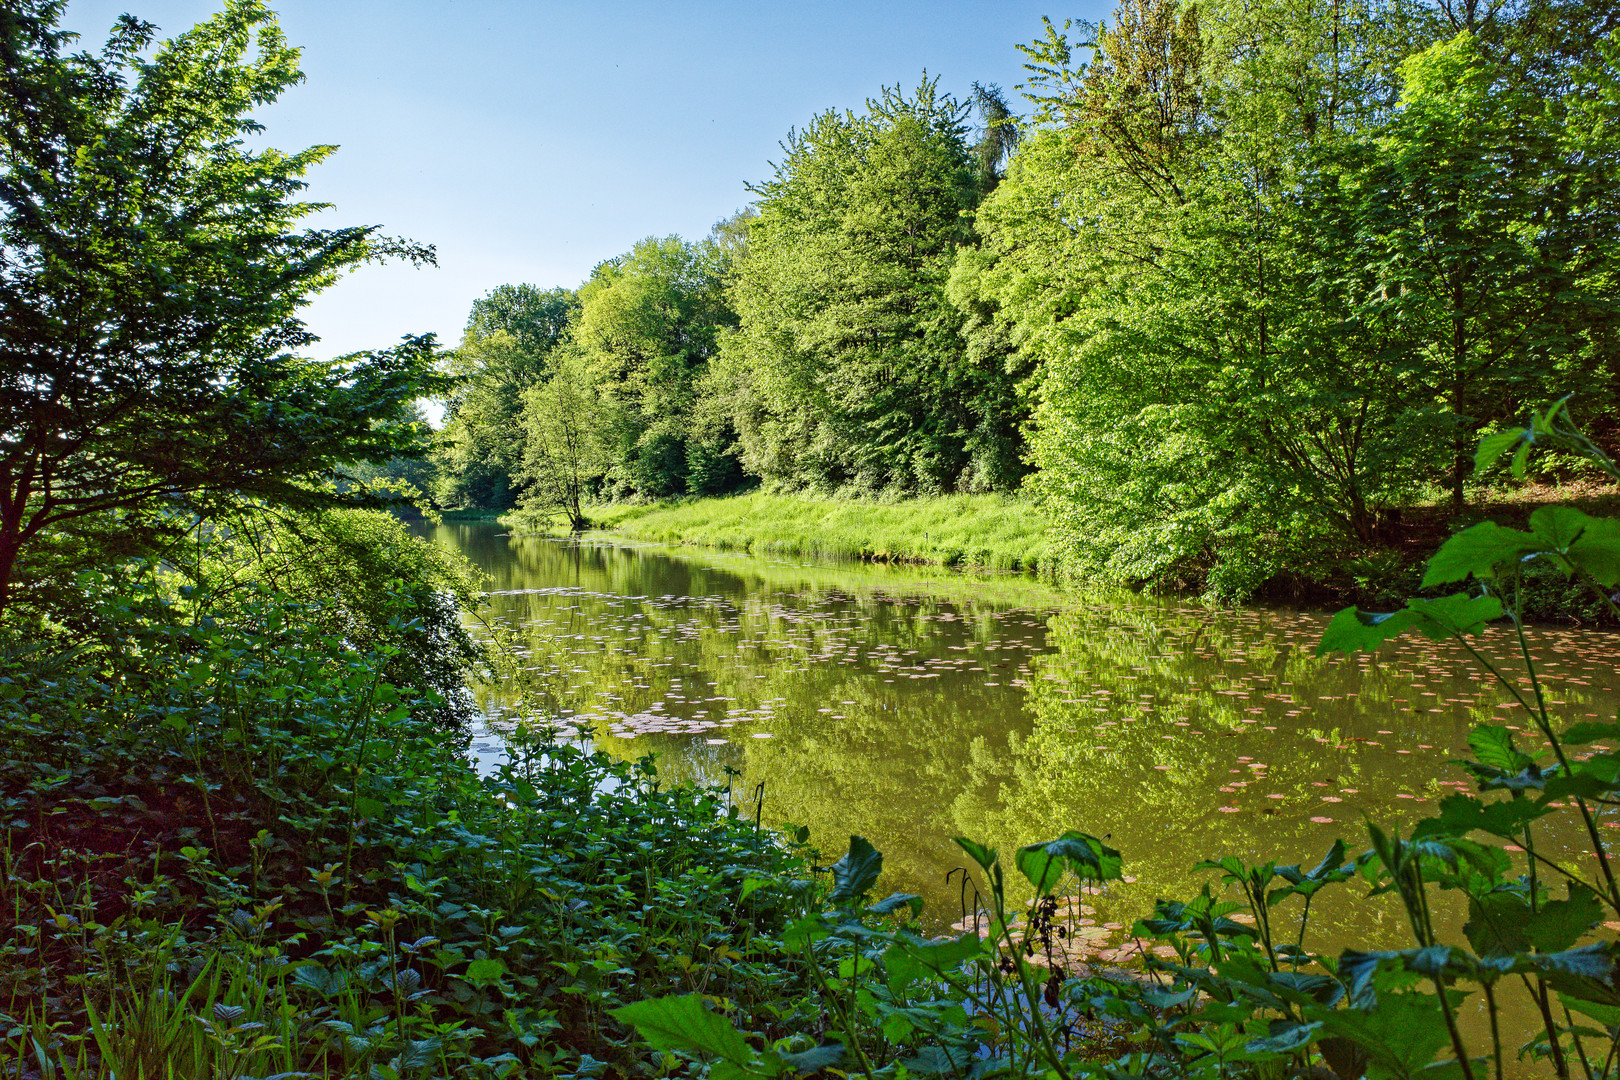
[
  {"xmin": 518, "ymin": 354, "xmax": 609, "ymax": 532},
  {"xmin": 0, "ymin": 0, "xmax": 444, "ymax": 612}
]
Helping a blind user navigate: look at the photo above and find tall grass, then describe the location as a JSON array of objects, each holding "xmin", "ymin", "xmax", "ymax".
[{"xmin": 574, "ymin": 492, "xmax": 1055, "ymax": 573}]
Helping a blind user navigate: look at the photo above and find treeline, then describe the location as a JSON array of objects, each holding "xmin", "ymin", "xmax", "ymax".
[{"xmin": 432, "ymin": 0, "xmax": 1620, "ymax": 598}]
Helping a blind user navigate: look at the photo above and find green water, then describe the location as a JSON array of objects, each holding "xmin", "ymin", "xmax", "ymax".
[{"xmin": 427, "ymin": 522, "xmax": 1620, "ymax": 969}]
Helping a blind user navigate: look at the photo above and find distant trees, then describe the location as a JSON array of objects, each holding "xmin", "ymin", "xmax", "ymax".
[
  {"xmin": 572, "ymin": 236, "xmax": 737, "ymax": 498},
  {"xmin": 429, "ymin": 1, "xmax": 1618, "ymax": 600},
  {"xmin": 435, "ymin": 286, "xmax": 576, "ymax": 510}
]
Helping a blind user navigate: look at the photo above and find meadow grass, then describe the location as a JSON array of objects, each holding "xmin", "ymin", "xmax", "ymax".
[{"xmin": 582, "ymin": 491, "xmax": 1055, "ymax": 572}]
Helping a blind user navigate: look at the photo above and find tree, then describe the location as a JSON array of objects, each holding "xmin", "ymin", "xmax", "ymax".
[
  {"xmin": 434, "ymin": 286, "xmax": 577, "ymax": 511},
  {"xmin": 0, "ymin": 0, "xmax": 444, "ymax": 612},
  {"xmin": 718, "ymin": 79, "xmax": 1025, "ymax": 494},
  {"xmin": 571, "ymin": 235, "xmax": 736, "ymax": 498},
  {"xmin": 518, "ymin": 353, "xmax": 609, "ymax": 532}
]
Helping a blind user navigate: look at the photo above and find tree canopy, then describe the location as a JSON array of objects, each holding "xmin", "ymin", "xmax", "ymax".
[{"xmin": 0, "ymin": 0, "xmax": 445, "ymax": 611}]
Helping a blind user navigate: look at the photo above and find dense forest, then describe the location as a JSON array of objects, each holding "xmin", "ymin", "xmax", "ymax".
[{"xmin": 430, "ymin": 0, "xmax": 1620, "ymax": 600}]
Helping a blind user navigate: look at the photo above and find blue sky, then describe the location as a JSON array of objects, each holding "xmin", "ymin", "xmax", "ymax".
[{"xmin": 60, "ymin": 1, "xmax": 1106, "ymax": 360}]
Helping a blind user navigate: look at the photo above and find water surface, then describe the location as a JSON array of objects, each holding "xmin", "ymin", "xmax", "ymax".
[{"xmin": 428, "ymin": 522, "xmax": 1620, "ymax": 966}]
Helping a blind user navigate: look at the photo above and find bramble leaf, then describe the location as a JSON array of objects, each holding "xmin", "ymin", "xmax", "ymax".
[{"xmin": 1318, "ymin": 594, "xmax": 1502, "ymax": 655}]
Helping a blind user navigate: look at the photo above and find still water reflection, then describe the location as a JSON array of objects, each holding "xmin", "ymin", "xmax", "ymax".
[{"xmin": 426, "ymin": 522, "xmax": 1620, "ymax": 964}]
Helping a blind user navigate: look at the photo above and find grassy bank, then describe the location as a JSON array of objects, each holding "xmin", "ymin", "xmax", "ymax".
[{"xmin": 507, "ymin": 492, "xmax": 1055, "ymax": 573}]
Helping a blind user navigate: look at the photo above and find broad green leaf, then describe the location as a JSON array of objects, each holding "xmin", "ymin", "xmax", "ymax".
[
  {"xmin": 1317, "ymin": 594, "xmax": 1501, "ymax": 656},
  {"xmin": 829, "ymin": 836, "xmax": 882, "ymax": 904},
  {"xmin": 1532, "ymin": 507, "xmax": 1620, "ymax": 586},
  {"xmin": 1015, "ymin": 842, "xmax": 1065, "ymax": 893},
  {"xmin": 1564, "ymin": 721, "xmax": 1620, "ymax": 746},
  {"xmin": 1528, "ymin": 888, "xmax": 1603, "ymax": 953},
  {"xmin": 867, "ymin": 892, "xmax": 923, "ymax": 918},
  {"xmin": 1245, "ymin": 1021, "xmax": 1322, "ymax": 1055},
  {"xmin": 1560, "ymin": 992, "xmax": 1620, "ymax": 1029},
  {"xmin": 1474, "ymin": 427, "xmax": 1526, "ymax": 474},
  {"xmin": 353, "ymin": 795, "xmax": 389, "ymax": 819},
  {"xmin": 1468, "ymin": 726, "xmax": 1530, "ymax": 773},
  {"xmin": 1421, "ymin": 522, "xmax": 1536, "ymax": 586},
  {"xmin": 1048, "ymin": 830, "xmax": 1123, "ymax": 882},
  {"xmin": 1414, "ymin": 792, "xmax": 1544, "ymax": 840},
  {"xmin": 1464, "ymin": 892, "xmax": 1530, "ymax": 957},
  {"xmin": 778, "ymin": 1043, "xmax": 845, "ymax": 1074},
  {"xmin": 610, "ymin": 994, "xmax": 758, "ymax": 1066},
  {"xmin": 885, "ymin": 933, "xmax": 984, "ymax": 995}
]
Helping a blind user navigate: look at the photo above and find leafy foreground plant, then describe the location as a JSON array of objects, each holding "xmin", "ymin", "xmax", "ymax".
[
  {"xmin": 616, "ymin": 404, "xmax": 1620, "ymax": 1080},
  {"xmin": 1, "ymin": 566, "xmax": 817, "ymax": 1078}
]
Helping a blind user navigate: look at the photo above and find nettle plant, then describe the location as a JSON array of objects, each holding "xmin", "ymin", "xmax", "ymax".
[{"xmin": 616, "ymin": 402, "xmax": 1620, "ymax": 1080}]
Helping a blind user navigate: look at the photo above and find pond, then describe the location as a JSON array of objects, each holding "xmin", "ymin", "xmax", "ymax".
[{"xmin": 424, "ymin": 521, "xmax": 1620, "ymax": 967}]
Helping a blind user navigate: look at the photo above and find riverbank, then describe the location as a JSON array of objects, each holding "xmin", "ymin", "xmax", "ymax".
[{"xmin": 503, "ymin": 491, "xmax": 1055, "ymax": 573}]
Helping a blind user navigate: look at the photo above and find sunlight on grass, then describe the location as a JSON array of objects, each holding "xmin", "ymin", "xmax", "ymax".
[{"xmin": 532, "ymin": 492, "xmax": 1056, "ymax": 573}]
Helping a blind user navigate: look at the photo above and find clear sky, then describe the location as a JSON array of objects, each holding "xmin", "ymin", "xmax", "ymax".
[{"xmin": 59, "ymin": 1, "xmax": 1106, "ymax": 360}]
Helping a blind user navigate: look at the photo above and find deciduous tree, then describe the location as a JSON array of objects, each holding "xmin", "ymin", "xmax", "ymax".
[{"xmin": 0, "ymin": 0, "xmax": 444, "ymax": 611}]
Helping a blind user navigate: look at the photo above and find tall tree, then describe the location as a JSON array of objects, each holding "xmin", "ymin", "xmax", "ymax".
[
  {"xmin": 518, "ymin": 353, "xmax": 610, "ymax": 532},
  {"xmin": 571, "ymin": 235, "xmax": 736, "ymax": 497},
  {"xmin": 0, "ymin": 0, "xmax": 443, "ymax": 612},
  {"xmin": 718, "ymin": 79, "xmax": 1025, "ymax": 494},
  {"xmin": 434, "ymin": 285, "xmax": 577, "ymax": 510}
]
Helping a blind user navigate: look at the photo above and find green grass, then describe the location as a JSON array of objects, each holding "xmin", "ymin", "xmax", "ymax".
[{"xmin": 581, "ymin": 491, "xmax": 1055, "ymax": 573}]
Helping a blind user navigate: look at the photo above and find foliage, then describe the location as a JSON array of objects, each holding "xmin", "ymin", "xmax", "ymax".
[
  {"xmin": 969, "ymin": 1, "xmax": 1618, "ymax": 599},
  {"xmin": 435, "ymin": 287, "xmax": 579, "ymax": 512},
  {"xmin": 1, "ymin": 568, "xmax": 814, "ymax": 1078},
  {"xmin": 179, "ymin": 504, "xmax": 486, "ymax": 728},
  {"xmin": 714, "ymin": 78, "xmax": 1027, "ymax": 496},
  {"xmin": 568, "ymin": 235, "xmax": 739, "ymax": 499},
  {"xmin": 0, "ymin": 0, "xmax": 445, "ymax": 612},
  {"xmin": 517, "ymin": 353, "xmax": 611, "ymax": 532}
]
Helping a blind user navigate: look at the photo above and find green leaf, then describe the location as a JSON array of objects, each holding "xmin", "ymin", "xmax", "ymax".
[
  {"xmin": 952, "ymin": 837, "xmax": 996, "ymax": 871},
  {"xmin": 1015, "ymin": 842, "xmax": 1064, "ymax": 892},
  {"xmin": 1422, "ymin": 522, "xmax": 1537, "ymax": 586},
  {"xmin": 463, "ymin": 958, "xmax": 507, "ymax": 988},
  {"xmin": 867, "ymin": 892, "xmax": 924, "ymax": 918},
  {"xmin": 1560, "ymin": 992, "xmax": 1620, "ymax": 1029},
  {"xmin": 778, "ymin": 1043, "xmax": 845, "ymax": 1074},
  {"xmin": 1474, "ymin": 428, "xmax": 1526, "ymax": 474},
  {"xmin": 1563, "ymin": 721, "xmax": 1620, "ymax": 746},
  {"xmin": 1245, "ymin": 1021, "xmax": 1322, "ymax": 1055},
  {"xmin": 1317, "ymin": 594, "xmax": 1502, "ymax": 656},
  {"xmin": 829, "ymin": 836, "xmax": 883, "ymax": 904},
  {"xmin": 1415, "ymin": 792, "xmax": 1545, "ymax": 840},
  {"xmin": 353, "ymin": 795, "xmax": 389, "ymax": 819},
  {"xmin": 1529, "ymin": 507, "xmax": 1620, "ymax": 586},
  {"xmin": 885, "ymin": 934, "xmax": 985, "ymax": 994},
  {"xmin": 881, "ymin": 1012, "xmax": 915, "ymax": 1042},
  {"xmin": 1464, "ymin": 892, "xmax": 1530, "ymax": 957},
  {"xmin": 1528, "ymin": 888, "xmax": 1603, "ymax": 953},
  {"xmin": 610, "ymin": 994, "xmax": 758, "ymax": 1066},
  {"xmin": 1468, "ymin": 726, "xmax": 1530, "ymax": 773}
]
